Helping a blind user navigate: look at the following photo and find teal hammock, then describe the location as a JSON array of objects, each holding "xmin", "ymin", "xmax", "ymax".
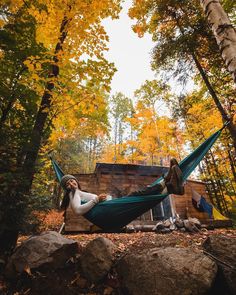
[{"xmin": 51, "ymin": 126, "xmax": 225, "ymax": 230}]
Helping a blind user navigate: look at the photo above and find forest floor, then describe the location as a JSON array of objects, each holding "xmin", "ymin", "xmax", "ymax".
[
  {"xmin": 0, "ymin": 228, "xmax": 235, "ymax": 295},
  {"xmin": 1, "ymin": 210, "xmax": 235, "ymax": 294}
]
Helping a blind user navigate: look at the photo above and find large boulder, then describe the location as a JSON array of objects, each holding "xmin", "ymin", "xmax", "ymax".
[
  {"xmin": 203, "ymin": 235, "xmax": 236, "ymax": 295},
  {"xmin": 5, "ymin": 231, "xmax": 79, "ymax": 278},
  {"xmin": 116, "ymin": 247, "xmax": 217, "ymax": 295},
  {"xmin": 80, "ymin": 237, "xmax": 117, "ymax": 283}
]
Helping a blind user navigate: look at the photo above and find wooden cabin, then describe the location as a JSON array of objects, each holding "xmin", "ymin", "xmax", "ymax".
[{"xmin": 64, "ymin": 163, "xmax": 216, "ymax": 232}]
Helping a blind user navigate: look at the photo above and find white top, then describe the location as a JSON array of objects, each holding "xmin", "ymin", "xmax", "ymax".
[{"xmin": 69, "ymin": 189, "xmax": 99, "ymax": 215}]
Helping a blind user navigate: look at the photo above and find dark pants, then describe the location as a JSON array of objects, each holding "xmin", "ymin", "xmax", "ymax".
[{"xmin": 127, "ymin": 183, "xmax": 163, "ymax": 197}]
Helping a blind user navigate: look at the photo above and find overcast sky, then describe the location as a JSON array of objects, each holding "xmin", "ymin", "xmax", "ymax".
[
  {"xmin": 102, "ymin": 0, "xmax": 194, "ymax": 117},
  {"xmin": 102, "ymin": 0, "xmax": 156, "ymax": 98}
]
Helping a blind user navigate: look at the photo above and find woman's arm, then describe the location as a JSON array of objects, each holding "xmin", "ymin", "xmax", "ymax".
[
  {"xmin": 79, "ymin": 190, "xmax": 99, "ymax": 202},
  {"xmin": 69, "ymin": 190, "xmax": 99, "ymax": 215}
]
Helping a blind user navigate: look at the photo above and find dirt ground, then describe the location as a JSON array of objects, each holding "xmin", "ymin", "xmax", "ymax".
[{"xmin": 0, "ymin": 228, "xmax": 234, "ymax": 295}]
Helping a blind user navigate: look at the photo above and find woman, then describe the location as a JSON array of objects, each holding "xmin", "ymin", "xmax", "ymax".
[
  {"xmin": 60, "ymin": 158, "xmax": 184, "ymax": 215},
  {"xmin": 60, "ymin": 174, "xmax": 107, "ymax": 214}
]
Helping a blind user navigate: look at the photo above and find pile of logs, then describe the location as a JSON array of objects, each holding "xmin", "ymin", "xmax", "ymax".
[
  {"xmin": 153, "ymin": 216, "xmax": 202, "ymax": 233},
  {"xmin": 126, "ymin": 216, "xmax": 204, "ymax": 233}
]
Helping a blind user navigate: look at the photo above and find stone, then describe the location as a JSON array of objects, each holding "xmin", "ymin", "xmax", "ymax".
[
  {"xmin": 116, "ymin": 247, "xmax": 217, "ymax": 295},
  {"xmin": 154, "ymin": 237, "xmax": 177, "ymax": 248},
  {"xmin": 169, "ymin": 224, "xmax": 177, "ymax": 231},
  {"xmin": 163, "ymin": 219, "xmax": 171, "ymax": 228},
  {"xmin": 175, "ymin": 218, "xmax": 184, "ymax": 228},
  {"xmin": 80, "ymin": 237, "xmax": 117, "ymax": 283},
  {"xmin": 203, "ymin": 235, "xmax": 236, "ymax": 295},
  {"xmin": 153, "ymin": 222, "xmax": 165, "ymax": 232},
  {"xmin": 188, "ymin": 217, "xmax": 201, "ymax": 229},
  {"xmin": 183, "ymin": 220, "xmax": 199, "ymax": 232},
  {"xmin": 5, "ymin": 231, "xmax": 79, "ymax": 278},
  {"xmin": 125, "ymin": 225, "xmax": 135, "ymax": 233}
]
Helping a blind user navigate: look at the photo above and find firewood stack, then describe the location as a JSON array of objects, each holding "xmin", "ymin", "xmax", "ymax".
[{"xmin": 126, "ymin": 216, "xmax": 205, "ymax": 233}]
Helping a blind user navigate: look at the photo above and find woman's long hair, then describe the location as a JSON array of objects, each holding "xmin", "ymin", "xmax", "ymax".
[{"xmin": 60, "ymin": 178, "xmax": 81, "ymax": 211}]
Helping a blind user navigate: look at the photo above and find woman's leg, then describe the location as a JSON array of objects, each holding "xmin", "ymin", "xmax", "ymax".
[
  {"xmin": 165, "ymin": 165, "xmax": 184, "ymax": 195},
  {"xmin": 127, "ymin": 179, "xmax": 166, "ymax": 197}
]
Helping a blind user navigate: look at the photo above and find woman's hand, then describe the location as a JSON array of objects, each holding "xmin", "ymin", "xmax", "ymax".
[{"xmin": 98, "ymin": 194, "xmax": 107, "ymax": 202}]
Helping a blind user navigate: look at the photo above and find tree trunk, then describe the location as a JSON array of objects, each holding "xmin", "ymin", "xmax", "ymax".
[
  {"xmin": 209, "ymin": 150, "xmax": 229, "ymax": 214},
  {"xmin": 174, "ymin": 13, "xmax": 236, "ymax": 153},
  {"xmin": 199, "ymin": 162, "xmax": 215, "ymax": 205},
  {"xmin": 191, "ymin": 51, "xmax": 236, "ymax": 153},
  {"xmin": 22, "ymin": 15, "xmax": 70, "ymax": 192},
  {"xmin": 200, "ymin": 0, "xmax": 236, "ymax": 84},
  {"xmin": 204, "ymin": 156, "xmax": 223, "ymax": 212},
  {"xmin": 227, "ymin": 144, "xmax": 236, "ymax": 180}
]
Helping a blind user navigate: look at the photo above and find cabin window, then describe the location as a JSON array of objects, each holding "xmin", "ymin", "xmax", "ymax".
[{"xmin": 152, "ymin": 196, "xmax": 172, "ymax": 220}]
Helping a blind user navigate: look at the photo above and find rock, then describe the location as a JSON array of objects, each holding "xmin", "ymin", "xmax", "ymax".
[
  {"xmin": 175, "ymin": 218, "xmax": 184, "ymax": 228},
  {"xmin": 183, "ymin": 220, "xmax": 199, "ymax": 232},
  {"xmin": 169, "ymin": 224, "xmax": 177, "ymax": 231},
  {"xmin": 154, "ymin": 237, "xmax": 177, "ymax": 248},
  {"xmin": 5, "ymin": 231, "xmax": 79, "ymax": 278},
  {"xmin": 153, "ymin": 222, "xmax": 165, "ymax": 232},
  {"xmin": 188, "ymin": 217, "xmax": 201, "ymax": 229},
  {"xmin": 203, "ymin": 235, "xmax": 236, "ymax": 295},
  {"xmin": 80, "ymin": 237, "xmax": 117, "ymax": 283},
  {"xmin": 163, "ymin": 219, "xmax": 171, "ymax": 228},
  {"xmin": 116, "ymin": 247, "xmax": 217, "ymax": 295},
  {"xmin": 125, "ymin": 225, "xmax": 135, "ymax": 233}
]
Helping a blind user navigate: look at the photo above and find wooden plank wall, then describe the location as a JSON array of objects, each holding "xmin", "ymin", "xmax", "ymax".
[
  {"xmin": 172, "ymin": 180, "xmax": 210, "ymax": 221},
  {"xmin": 65, "ymin": 209, "xmax": 92, "ymax": 232}
]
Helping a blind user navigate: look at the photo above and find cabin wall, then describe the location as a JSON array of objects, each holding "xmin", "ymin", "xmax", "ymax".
[
  {"xmin": 75, "ymin": 166, "xmax": 167, "ymax": 198},
  {"xmin": 65, "ymin": 209, "xmax": 92, "ymax": 232},
  {"xmin": 172, "ymin": 180, "xmax": 210, "ymax": 221}
]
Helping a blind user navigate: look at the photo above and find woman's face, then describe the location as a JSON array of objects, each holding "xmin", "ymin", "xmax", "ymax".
[{"xmin": 66, "ymin": 179, "xmax": 79, "ymax": 190}]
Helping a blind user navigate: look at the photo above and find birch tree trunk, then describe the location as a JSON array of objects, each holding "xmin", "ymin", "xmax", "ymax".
[{"xmin": 200, "ymin": 0, "xmax": 236, "ymax": 84}]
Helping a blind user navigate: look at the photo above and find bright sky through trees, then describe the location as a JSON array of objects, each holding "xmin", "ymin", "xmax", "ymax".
[
  {"xmin": 102, "ymin": 0, "xmax": 194, "ymax": 116},
  {"xmin": 102, "ymin": 0, "xmax": 156, "ymax": 98}
]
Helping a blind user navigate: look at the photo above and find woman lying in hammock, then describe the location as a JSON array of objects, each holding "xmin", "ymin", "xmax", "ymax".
[
  {"xmin": 60, "ymin": 176, "xmax": 108, "ymax": 214},
  {"xmin": 60, "ymin": 158, "xmax": 184, "ymax": 215}
]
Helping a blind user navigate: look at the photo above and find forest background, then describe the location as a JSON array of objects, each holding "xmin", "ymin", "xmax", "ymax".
[{"xmin": 0, "ymin": 0, "xmax": 235, "ymax": 250}]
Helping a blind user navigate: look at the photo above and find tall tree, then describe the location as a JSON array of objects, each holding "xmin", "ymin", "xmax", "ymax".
[
  {"xmin": 124, "ymin": 80, "xmax": 183, "ymax": 165},
  {"xmin": 13, "ymin": 0, "xmax": 122, "ymax": 192},
  {"xmin": 109, "ymin": 92, "xmax": 134, "ymax": 161},
  {"xmin": 200, "ymin": 0, "xmax": 236, "ymax": 84},
  {"xmin": 129, "ymin": 0, "xmax": 236, "ymax": 152},
  {"xmin": 0, "ymin": 0, "xmax": 121, "ymax": 253}
]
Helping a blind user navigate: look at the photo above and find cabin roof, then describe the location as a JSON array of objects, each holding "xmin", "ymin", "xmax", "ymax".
[
  {"xmin": 74, "ymin": 163, "xmax": 206, "ymax": 184},
  {"xmin": 94, "ymin": 162, "xmax": 169, "ymax": 175}
]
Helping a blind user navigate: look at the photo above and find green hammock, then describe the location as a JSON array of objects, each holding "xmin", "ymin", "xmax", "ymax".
[{"xmin": 51, "ymin": 126, "xmax": 225, "ymax": 230}]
